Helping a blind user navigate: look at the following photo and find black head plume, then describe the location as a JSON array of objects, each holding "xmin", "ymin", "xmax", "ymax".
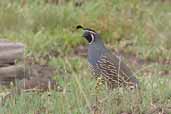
[
  {"xmin": 76, "ymin": 25, "xmax": 96, "ymax": 32},
  {"xmin": 76, "ymin": 25, "xmax": 84, "ymax": 30}
]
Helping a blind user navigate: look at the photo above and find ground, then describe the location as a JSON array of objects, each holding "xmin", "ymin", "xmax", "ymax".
[{"xmin": 0, "ymin": 0, "xmax": 171, "ymax": 114}]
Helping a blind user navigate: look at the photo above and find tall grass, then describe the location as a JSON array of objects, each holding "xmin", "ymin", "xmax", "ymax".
[{"xmin": 1, "ymin": 57, "xmax": 171, "ymax": 114}]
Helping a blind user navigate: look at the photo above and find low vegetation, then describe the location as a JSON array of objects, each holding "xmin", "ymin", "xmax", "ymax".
[{"xmin": 0, "ymin": 0, "xmax": 170, "ymax": 114}]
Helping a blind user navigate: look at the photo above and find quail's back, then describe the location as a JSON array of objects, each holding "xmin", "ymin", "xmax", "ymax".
[{"xmin": 77, "ymin": 25, "xmax": 139, "ymax": 89}]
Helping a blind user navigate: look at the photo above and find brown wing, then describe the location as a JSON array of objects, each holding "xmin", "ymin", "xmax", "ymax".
[
  {"xmin": 96, "ymin": 51, "xmax": 138, "ymax": 88},
  {"xmin": 88, "ymin": 63, "xmax": 101, "ymax": 78}
]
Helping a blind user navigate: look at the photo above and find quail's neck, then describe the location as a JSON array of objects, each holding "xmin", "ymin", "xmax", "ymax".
[{"xmin": 88, "ymin": 38, "xmax": 107, "ymax": 65}]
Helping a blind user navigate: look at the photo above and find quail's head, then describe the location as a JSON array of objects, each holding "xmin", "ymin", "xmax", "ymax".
[{"xmin": 76, "ymin": 25, "xmax": 98, "ymax": 44}]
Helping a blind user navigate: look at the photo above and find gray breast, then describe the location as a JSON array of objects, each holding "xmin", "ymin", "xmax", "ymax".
[{"xmin": 88, "ymin": 41, "xmax": 107, "ymax": 65}]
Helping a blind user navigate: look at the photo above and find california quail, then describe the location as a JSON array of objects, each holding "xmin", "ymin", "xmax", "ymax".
[{"xmin": 77, "ymin": 25, "xmax": 139, "ymax": 89}]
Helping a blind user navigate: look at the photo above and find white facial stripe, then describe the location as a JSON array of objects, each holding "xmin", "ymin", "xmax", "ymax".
[
  {"xmin": 89, "ymin": 34, "xmax": 95, "ymax": 44},
  {"xmin": 84, "ymin": 29, "xmax": 96, "ymax": 44}
]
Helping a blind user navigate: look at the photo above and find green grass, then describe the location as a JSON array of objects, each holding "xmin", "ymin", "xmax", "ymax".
[
  {"xmin": 0, "ymin": 0, "xmax": 171, "ymax": 114},
  {"xmin": 0, "ymin": 58, "xmax": 171, "ymax": 114}
]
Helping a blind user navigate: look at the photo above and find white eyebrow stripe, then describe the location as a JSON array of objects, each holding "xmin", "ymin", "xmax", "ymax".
[{"xmin": 85, "ymin": 30, "xmax": 96, "ymax": 34}]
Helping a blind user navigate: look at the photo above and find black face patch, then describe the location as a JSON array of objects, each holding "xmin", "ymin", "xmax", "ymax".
[
  {"xmin": 76, "ymin": 25, "xmax": 96, "ymax": 44},
  {"xmin": 83, "ymin": 32, "xmax": 95, "ymax": 44}
]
